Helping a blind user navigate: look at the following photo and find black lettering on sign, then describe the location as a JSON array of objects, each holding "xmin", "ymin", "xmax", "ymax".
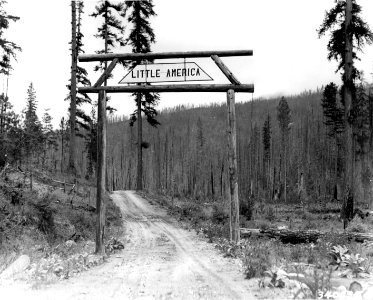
[
  {"xmin": 156, "ymin": 69, "xmax": 160, "ymax": 77},
  {"xmin": 172, "ymin": 69, "xmax": 177, "ymax": 77},
  {"xmin": 196, "ymin": 68, "xmax": 200, "ymax": 76}
]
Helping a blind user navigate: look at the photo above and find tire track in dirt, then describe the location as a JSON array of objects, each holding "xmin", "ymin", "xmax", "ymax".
[{"xmin": 1, "ymin": 190, "xmax": 255, "ymax": 299}]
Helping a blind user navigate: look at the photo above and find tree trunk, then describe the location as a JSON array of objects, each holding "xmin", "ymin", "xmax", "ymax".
[
  {"xmin": 342, "ymin": 0, "xmax": 354, "ymax": 226},
  {"xmin": 68, "ymin": 0, "xmax": 77, "ymax": 175}
]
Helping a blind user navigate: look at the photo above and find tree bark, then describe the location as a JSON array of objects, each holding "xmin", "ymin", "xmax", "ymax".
[
  {"xmin": 68, "ymin": 0, "xmax": 77, "ymax": 175},
  {"xmin": 342, "ymin": 0, "xmax": 354, "ymax": 226}
]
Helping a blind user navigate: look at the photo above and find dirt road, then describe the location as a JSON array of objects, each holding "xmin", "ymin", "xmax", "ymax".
[{"xmin": 3, "ymin": 191, "xmax": 255, "ymax": 299}]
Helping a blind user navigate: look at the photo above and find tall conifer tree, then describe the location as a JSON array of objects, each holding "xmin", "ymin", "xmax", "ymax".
[
  {"xmin": 124, "ymin": 0, "xmax": 159, "ymax": 191},
  {"xmin": 277, "ymin": 97, "xmax": 291, "ymax": 202},
  {"xmin": 23, "ymin": 83, "xmax": 42, "ymax": 164},
  {"xmin": 318, "ymin": 0, "xmax": 373, "ymax": 224}
]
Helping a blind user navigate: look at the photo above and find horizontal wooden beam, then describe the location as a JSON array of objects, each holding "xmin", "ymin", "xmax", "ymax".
[
  {"xmin": 211, "ymin": 55, "xmax": 241, "ymax": 85},
  {"xmin": 93, "ymin": 58, "xmax": 119, "ymax": 87},
  {"xmin": 78, "ymin": 84, "xmax": 254, "ymax": 93},
  {"xmin": 79, "ymin": 50, "xmax": 253, "ymax": 62}
]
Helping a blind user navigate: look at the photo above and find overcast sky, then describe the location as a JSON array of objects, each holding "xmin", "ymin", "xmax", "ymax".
[{"xmin": 4, "ymin": 0, "xmax": 373, "ymax": 127}]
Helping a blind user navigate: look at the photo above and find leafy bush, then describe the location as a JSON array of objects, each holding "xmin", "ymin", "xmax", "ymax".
[
  {"xmin": 68, "ymin": 211, "xmax": 95, "ymax": 239},
  {"xmin": 347, "ymin": 216, "xmax": 371, "ymax": 233},
  {"xmin": 211, "ymin": 203, "xmax": 228, "ymax": 224},
  {"xmin": 243, "ymin": 238, "xmax": 274, "ymax": 279},
  {"xmin": 214, "ymin": 238, "xmax": 246, "ymax": 258},
  {"xmin": 200, "ymin": 222, "xmax": 226, "ymax": 241},
  {"xmin": 292, "ymin": 266, "xmax": 333, "ymax": 299},
  {"xmin": 29, "ymin": 194, "xmax": 56, "ymax": 239},
  {"xmin": 329, "ymin": 245, "xmax": 370, "ymax": 278}
]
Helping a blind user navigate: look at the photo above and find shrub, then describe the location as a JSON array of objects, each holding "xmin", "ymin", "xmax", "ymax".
[
  {"xmin": 347, "ymin": 216, "xmax": 371, "ymax": 233},
  {"xmin": 29, "ymin": 194, "xmax": 56, "ymax": 239},
  {"xmin": 68, "ymin": 211, "xmax": 95, "ymax": 239},
  {"xmin": 211, "ymin": 203, "xmax": 228, "ymax": 224},
  {"xmin": 243, "ymin": 238, "xmax": 273, "ymax": 279}
]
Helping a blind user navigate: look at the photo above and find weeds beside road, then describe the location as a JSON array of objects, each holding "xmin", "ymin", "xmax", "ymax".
[{"xmin": 141, "ymin": 191, "xmax": 373, "ymax": 299}]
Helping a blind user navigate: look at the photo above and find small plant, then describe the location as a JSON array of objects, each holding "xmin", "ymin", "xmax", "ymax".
[
  {"xmin": 292, "ymin": 266, "xmax": 333, "ymax": 299},
  {"xmin": 338, "ymin": 253, "xmax": 369, "ymax": 278},
  {"xmin": 329, "ymin": 245, "xmax": 370, "ymax": 278},
  {"xmin": 243, "ymin": 239, "xmax": 273, "ymax": 279},
  {"xmin": 264, "ymin": 267, "xmax": 287, "ymax": 288},
  {"xmin": 105, "ymin": 237, "xmax": 124, "ymax": 253},
  {"xmin": 329, "ymin": 245, "xmax": 350, "ymax": 267},
  {"xmin": 214, "ymin": 238, "xmax": 245, "ymax": 258}
]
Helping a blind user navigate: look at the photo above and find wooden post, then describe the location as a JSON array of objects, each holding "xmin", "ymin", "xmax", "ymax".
[
  {"xmin": 96, "ymin": 90, "xmax": 107, "ymax": 254},
  {"xmin": 136, "ymin": 92, "xmax": 143, "ymax": 190},
  {"xmin": 211, "ymin": 55, "xmax": 241, "ymax": 85},
  {"xmin": 226, "ymin": 89, "xmax": 240, "ymax": 243}
]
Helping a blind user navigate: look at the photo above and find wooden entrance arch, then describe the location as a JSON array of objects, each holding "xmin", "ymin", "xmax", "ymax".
[{"xmin": 78, "ymin": 50, "xmax": 254, "ymax": 253}]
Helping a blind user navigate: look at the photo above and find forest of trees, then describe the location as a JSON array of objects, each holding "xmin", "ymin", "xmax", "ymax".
[
  {"xmin": 0, "ymin": 0, "xmax": 372, "ymax": 215},
  {"xmin": 103, "ymin": 87, "xmax": 373, "ymax": 209}
]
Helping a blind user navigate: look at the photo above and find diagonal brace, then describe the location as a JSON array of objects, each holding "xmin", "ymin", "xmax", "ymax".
[
  {"xmin": 93, "ymin": 58, "xmax": 119, "ymax": 87},
  {"xmin": 211, "ymin": 55, "xmax": 241, "ymax": 85}
]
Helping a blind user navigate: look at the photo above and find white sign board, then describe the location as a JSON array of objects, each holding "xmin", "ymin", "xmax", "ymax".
[{"xmin": 119, "ymin": 62, "xmax": 213, "ymax": 84}]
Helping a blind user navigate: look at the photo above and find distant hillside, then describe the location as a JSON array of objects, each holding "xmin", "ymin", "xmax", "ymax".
[{"xmin": 106, "ymin": 89, "xmax": 372, "ymax": 207}]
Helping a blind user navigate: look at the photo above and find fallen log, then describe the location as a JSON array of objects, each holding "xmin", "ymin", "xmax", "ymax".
[{"xmin": 240, "ymin": 228, "xmax": 373, "ymax": 244}]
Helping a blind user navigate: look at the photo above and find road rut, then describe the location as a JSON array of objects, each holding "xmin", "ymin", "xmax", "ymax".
[{"xmin": 2, "ymin": 191, "xmax": 255, "ymax": 299}]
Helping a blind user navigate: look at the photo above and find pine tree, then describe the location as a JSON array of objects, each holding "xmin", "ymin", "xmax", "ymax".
[
  {"xmin": 352, "ymin": 84, "xmax": 370, "ymax": 155},
  {"xmin": 23, "ymin": 83, "xmax": 43, "ymax": 165},
  {"xmin": 262, "ymin": 114, "xmax": 271, "ymax": 163},
  {"xmin": 321, "ymin": 82, "xmax": 344, "ymax": 137},
  {"xmin": 0, "ymin": 1, "xmax": 21, "ymax": 75},
  {"xmin": 66, "ymin": 1, "xmax": 92, "ymax": 136},
  {"xmin": 0, "ymin": 94, "xmax": 20, "ymax": 166},
  {"xmin": 69, "ymin": 0, "xmax": 78, "ymax": 174},
  {"xmin": 321, "ymin": 83, "xmax": 344, "ymax": 198},
  {"xmin": 91, "ymin": 0, "xmax": 125, "ymax": 74},
  {"xmin": 76, "ymin": 1, "xmax": 92, "ymax": 133},
  {"xmin": 318, "ymin": 0, "xmax": 373, "ymax": 225},
  {"xmin": 262, "ymin": 114, "xmax": 271, "ymax": 190},
  {"xmin": 277, "ymin": 97, "xmax": 291, "ymax": 202},
  {"xmin": 124, "ymin": 0, "xmax": 159, "ymax": 190},
  {"xmin": 86, "ymin": 106, "xmax": 97, "ymax": 179},
  {"xmin": 41, "ymin": 109, "xmax": 57, "ymax": 169}
]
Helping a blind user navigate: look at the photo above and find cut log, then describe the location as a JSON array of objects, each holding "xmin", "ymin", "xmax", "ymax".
[{"xmin": 240, "ymin": 228, "xmax": 373, "ymax": 244}]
